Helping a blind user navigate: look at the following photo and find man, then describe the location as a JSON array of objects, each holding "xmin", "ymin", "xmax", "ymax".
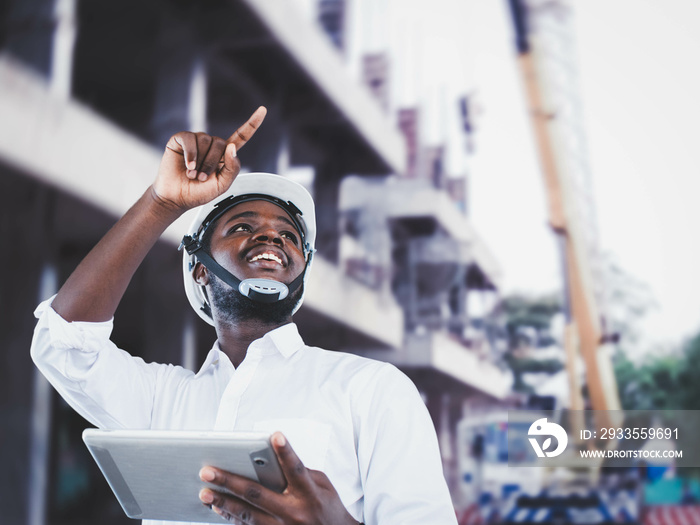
[{"xmin": 31, "ymin": 107, "xmax": 457, "ymax": 524}]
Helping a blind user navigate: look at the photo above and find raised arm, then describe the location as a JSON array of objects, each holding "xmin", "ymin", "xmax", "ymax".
[{"xmin": 51, "ymin": 106, "xmax": 267, "ymax": 322}]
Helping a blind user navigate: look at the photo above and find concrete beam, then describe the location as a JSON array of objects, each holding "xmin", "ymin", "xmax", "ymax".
[
  {"xmin": 240, "ymin": 0, "xmax": 406, "ymax": 175},
  {"xmin": 303, "ymin": 256, "xmax": 404, "ymax": 349},
  {"xmin": 0, "ymin": 54, "xmax": 193, "ymax": 242},
  {"xmin": 385, "ymin": 182, "xmax": 503, "ymax": 289},
  {"xmin": 429, "ymin": 332, "xmax": 511, "ymax": 399},
  {"xmin": 361, "ymin": 332, "xmax": 512, "ymax": 399}
]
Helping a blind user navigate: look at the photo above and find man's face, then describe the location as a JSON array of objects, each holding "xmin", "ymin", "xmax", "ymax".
[
  {"xmin": 194, "ymin": 199, "xmax": 307, "ymax": 324},
  {"xmin": 205, "ymin": 199, "xmax": 306, "ymax": 284}
]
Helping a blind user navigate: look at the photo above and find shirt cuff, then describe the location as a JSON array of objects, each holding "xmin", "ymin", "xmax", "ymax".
[{"xmin": 34, "ymin": 295, "xmax": 115, "ymax": 351}]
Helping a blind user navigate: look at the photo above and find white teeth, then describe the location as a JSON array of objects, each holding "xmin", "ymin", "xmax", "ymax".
[{"xmin": 250, "ymin": 253, "xmax": 283, "ymax": 265}]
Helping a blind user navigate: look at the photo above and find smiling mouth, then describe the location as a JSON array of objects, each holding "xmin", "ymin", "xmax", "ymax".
[{"xmin": 248, "ymin": 252, "xmax": 285, "ymax": 266}]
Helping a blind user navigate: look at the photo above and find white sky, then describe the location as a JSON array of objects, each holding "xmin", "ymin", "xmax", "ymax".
[{"xmin": 574, "ymin": 0, "xmax": 700, "ymax": 347}]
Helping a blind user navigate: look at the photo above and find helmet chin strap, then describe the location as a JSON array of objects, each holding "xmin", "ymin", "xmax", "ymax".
[{"xmin": 181, "ymin": 236, "xmax": 306, "ymax": 304}]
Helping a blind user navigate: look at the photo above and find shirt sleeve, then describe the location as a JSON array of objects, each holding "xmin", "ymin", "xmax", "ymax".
[
  {"xmin": 355, "ymin": 363, "xmax": 458, "ymax": 525},
  {"xmin": 31, "ymin": 296, "xmax": 162, "ymax": 429}
]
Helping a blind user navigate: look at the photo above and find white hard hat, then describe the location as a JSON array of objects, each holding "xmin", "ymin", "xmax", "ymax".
[{"xmin": 181, "ymin": 173, "xmax": 316, "ymax": 325}]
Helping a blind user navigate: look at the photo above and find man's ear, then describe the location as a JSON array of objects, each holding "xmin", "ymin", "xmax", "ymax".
[{"xmin": 193, "ymin": 261, "xmax": 210, "ymax": 286}]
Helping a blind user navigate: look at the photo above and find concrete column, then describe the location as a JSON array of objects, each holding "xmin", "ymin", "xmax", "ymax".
[
  {"xmin": 50, "ymin": 0, "xmax": 77, "ymax": 98},
  {"xmin": 3, "ymin": 0, "xmax": 56, "ymax": 77},
  {"xmin": 0, "ymin": 170, "xmax": 59, "ymax": 525},
  {"xmin": 28, "ymin": 264, "xmax": 58, "ymax": 525},
  {"xmin": 150, "ymin": 8, "xmax": 201, "ymax": 146},
  {"xmin": 241, "ymin": 106, "xmax": 286, "ymax": 174},
  {"xmin": 312, "ymin": 165, "xmax": 343, "ymax": 263}
]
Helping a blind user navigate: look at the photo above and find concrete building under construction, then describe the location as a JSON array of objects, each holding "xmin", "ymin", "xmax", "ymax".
[{"xmin": 0, "ymin": 1, "xmax": 511, "ymax": 523}]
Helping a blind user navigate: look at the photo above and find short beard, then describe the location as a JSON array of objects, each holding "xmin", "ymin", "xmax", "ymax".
[{"xmin": 207, "ymin": 272, "xmax": 303, "ymax": 325}]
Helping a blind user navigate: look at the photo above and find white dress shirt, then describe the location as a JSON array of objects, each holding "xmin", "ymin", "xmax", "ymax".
[{"xmin": 31, "ymin": 298, "xmax": 458, "ymax": 525}]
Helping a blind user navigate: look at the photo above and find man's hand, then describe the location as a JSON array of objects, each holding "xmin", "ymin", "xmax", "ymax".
[
  {"xmin": 50, "ymin": 106, "xmax": 267, "ymax": 322},
  {"xmin": 198, "ymin": 432, "xmax": 360, "ymax": 525},
  {"xmin": 152, "ymin": 106, "xmax": 267, "ymax": 213}
]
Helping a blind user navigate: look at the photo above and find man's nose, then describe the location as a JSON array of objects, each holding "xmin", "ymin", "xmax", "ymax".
[{"xmin": 254, "ymin": 227, "xmax": 283, "ymax": 246}]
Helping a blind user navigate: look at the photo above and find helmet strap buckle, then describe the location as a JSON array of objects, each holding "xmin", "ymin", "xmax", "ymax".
[{"xmin": 239, "ymin": 278, "xmax": 289, "ymax": 302}]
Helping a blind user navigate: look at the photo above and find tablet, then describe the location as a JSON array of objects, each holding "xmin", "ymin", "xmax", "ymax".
[{"xmin": 82, "ymin": 428, "xmax": 287, "ymax": 523}]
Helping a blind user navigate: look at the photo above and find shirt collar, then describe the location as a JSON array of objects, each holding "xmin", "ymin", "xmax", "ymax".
[
  {"xmin": 255, "ymin": 322, "xmax": 305, "ymax": 359},
  {"xmin": 195, "ymin": 322, "xmax": 304, "ymax": 376},
  {"xmin": 195, "ymin": 343, "xmax": 227, "ymax": 378}
]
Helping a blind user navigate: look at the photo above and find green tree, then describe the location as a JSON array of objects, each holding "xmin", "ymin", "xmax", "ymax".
[
  {"xmin": 497, "ymin": 293, "xmax": 564, "ymax": 393},
  {"xmin": 670, "ymin": 332, "xmax": 700, "ymax": 410},
  {"xmin": 614, "ymin": 352, "xmax": 681, "ymax": 410},
  {"xmin": 500, "ymin": 293, "xmax": 562, "ymax": 350},
  {"xmin": 614, "ymin": 332, "xmax": 700, "ymax": 479}
]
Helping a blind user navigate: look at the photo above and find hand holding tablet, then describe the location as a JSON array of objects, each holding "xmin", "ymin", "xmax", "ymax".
[
  {"xmin": 198, "ymin": 432, "xmax": 361, "ymax": 525},
  {"xmin": 84, "ymin": 428, "xmax": 360, "ymax": 524},
  {"xmin": 82, "ymin": 429, "xmax": 286, "ymax": 523}
]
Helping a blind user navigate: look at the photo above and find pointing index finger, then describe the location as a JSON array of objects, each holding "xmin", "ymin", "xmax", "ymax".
[{"xmin": 227, "ymin": 106, "xmax": 267, "ymax": 150}]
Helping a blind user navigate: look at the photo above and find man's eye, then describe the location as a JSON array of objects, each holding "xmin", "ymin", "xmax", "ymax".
[
  {"xmin": 229, "ymin": 224, "xmax": 251, "ymax": 234},
  {"xmin": 281, "ymin": 231, "xmax": 298, "ymax": 244}
]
